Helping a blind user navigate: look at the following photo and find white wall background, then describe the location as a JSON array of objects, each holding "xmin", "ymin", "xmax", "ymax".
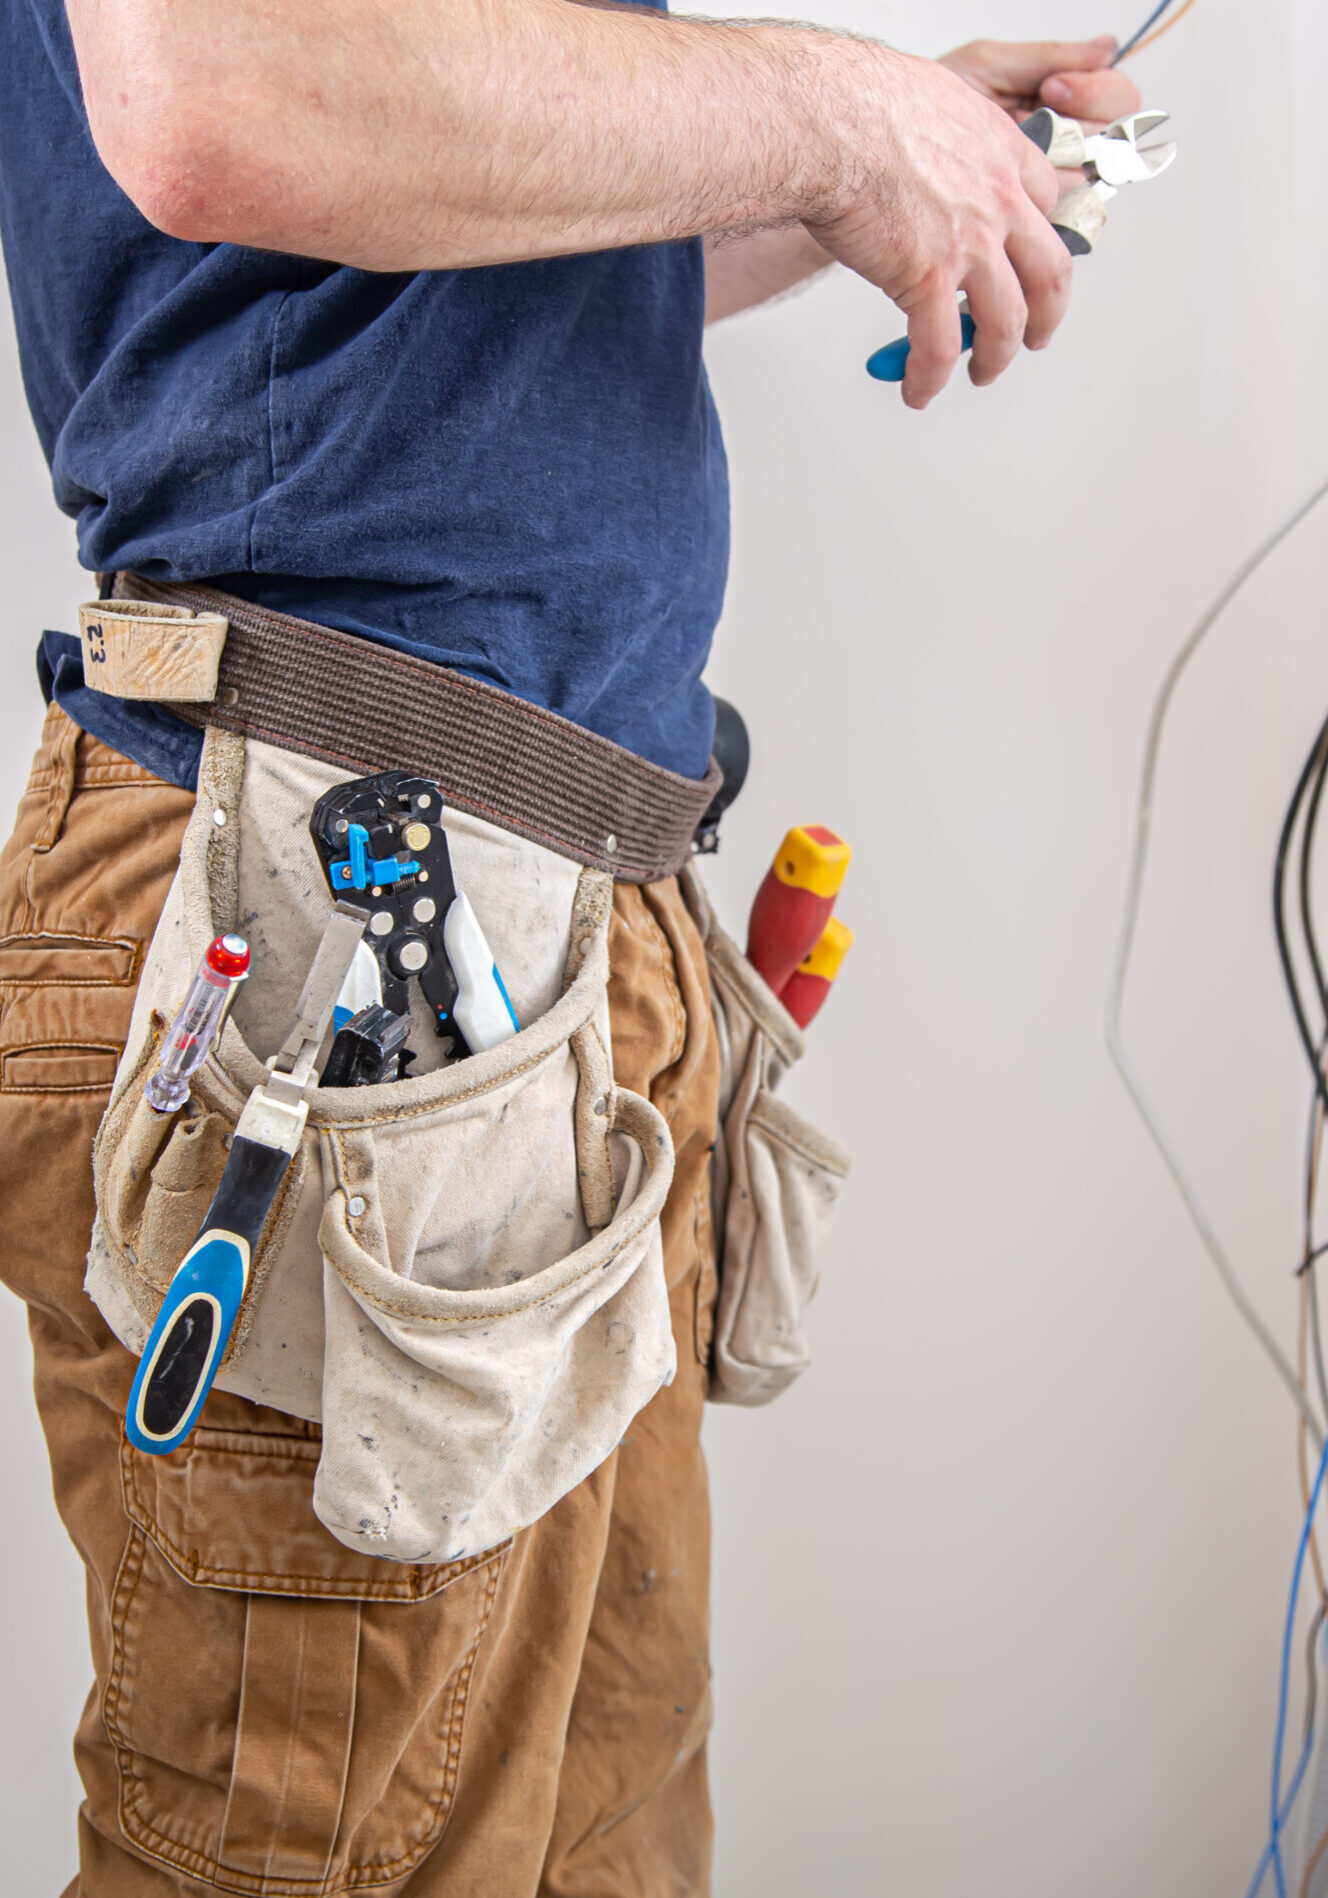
[{"xmin": 2, "ymin": 0, "xmax": 1326, "ymax": 1891}]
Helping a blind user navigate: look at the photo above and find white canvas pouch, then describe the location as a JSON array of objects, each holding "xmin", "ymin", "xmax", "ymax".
[
  {"xmin": 682, "ymin": 865, "xmax": 851, "ymax": 1406},
  {"xmin": 86, "ymin": 730, "xmax": 677, "ymax": 1564}
]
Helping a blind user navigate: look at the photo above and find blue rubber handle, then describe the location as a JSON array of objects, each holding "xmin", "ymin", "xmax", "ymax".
[
  {"xmin": 125, "ymin": 1233, "xmax": 249, "ymax": 1453},
  {"xmin": 125, "ymin": 1133, "xmax": 292, "ymax": 1454},
  {"xmin": 866, "ymin": 312, "xmax": 977, "ymax": 383}
]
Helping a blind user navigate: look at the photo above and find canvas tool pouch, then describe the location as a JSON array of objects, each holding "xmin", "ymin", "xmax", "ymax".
[
  {"xmin": 85, "ymin": 724, "xmax": 677, "ymax": 1566},
  {"xmin": 682, "ymin": 866, "xmax": 851, "ymax": 1405}
]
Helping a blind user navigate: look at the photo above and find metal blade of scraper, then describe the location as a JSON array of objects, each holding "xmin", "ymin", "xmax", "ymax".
[{"xmin": 270, "ymin": 900, "xmax": 371, "ymax": 1096}]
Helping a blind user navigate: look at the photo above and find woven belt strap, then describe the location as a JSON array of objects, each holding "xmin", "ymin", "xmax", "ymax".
[{"xmin": 112, "ymin": 574, "xmax": 721, "ymax": 883}]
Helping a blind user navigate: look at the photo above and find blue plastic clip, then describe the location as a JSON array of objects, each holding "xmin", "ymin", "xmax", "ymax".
[{"xmin": 330, "ymin": 823, "xmax": 420, "ymax": 891}]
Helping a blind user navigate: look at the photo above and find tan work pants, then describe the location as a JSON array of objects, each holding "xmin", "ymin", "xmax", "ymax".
[{"xmin": 0, "ymin": 707, "xmax": 719, "ymax": 1897}]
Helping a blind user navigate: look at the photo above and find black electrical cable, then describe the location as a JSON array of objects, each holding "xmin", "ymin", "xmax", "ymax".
[
  {"xmin": 1107, "ymin": 470, "xmax": 1328, "ymax": 1442},
  {"xmin": 1113, "ymin": 0, "xmax": 1174, "ymax": 62},
  {"xmin": 1301, "ymin": 737, "xmax": 1328, "ymax": 1035},
  {"xmin": 1274, "ymin": 713, "xmax": 1328, "ymax": 1122}
]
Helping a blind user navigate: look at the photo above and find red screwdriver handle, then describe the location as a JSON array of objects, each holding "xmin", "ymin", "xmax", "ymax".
[{"xmin": 746, "ymin": 825, "xmax": 850, "ymax": 999}]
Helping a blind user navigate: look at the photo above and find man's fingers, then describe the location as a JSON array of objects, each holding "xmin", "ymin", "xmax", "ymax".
[
  {"xmin": 1005, "ymin": 211, "xmax": 1073, "ymax": 352},
  {"xmin": 963, "ymin": 255, "xmax": 1027, "ymax": 387},
  {"xmin": 1040, "ymin": 65, "xmax": 1140, "ymax": 121},
  {"xmin": 1017, "ymin": 139, "xmax": 1060, "ymax": 220},
  {"xmin": 969, "ymin": 34, "xmax": 1117, "ymax": 97},
  {"xmin": 900, "ymin": 293, "xmax": 963, "ymax": 410}
]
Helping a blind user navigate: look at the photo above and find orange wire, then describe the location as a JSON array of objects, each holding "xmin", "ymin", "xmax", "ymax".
[{"xmin": 1121, "ymin": 0, "xmax": 1200, "ymax": 58}]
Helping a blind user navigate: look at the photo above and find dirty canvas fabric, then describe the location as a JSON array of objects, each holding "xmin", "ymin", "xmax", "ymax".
[
  {"xmin": 86, "ymin": 728, "xmax": 681, "ymax": 1565},
  {"xmin": 0, "ymin": 707, "xmax": 719, "ymax": 1896}
]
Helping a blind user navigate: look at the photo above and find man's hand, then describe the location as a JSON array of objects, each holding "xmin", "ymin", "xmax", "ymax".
[
  {"xmin": 809, "ymin": 35, "xmax": 1142, "ymax": 407},
  {"xmin": 705, "ymin": 36, "xmax": 1141, "ymax": 338},
  {"xmin": 803, "ymin": 44, "xmax": 1070, "ymax": 409},
  {"xmin": 939, "ymin": 36, "xmax": 1141, "ymax": 135}
]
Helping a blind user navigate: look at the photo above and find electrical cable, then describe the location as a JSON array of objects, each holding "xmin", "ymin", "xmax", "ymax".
[
  {"xmin": 1301, "ymin": 747, "xmax": 1328, "ymax": 1041},
  {"xmin": 1302, "ymin": 1814, "xmax": 1328, "ymax": 1898},
  {"xmin": 1294, "ymin": 1611, "xmax": 1328, "ymax": 1898},
  {"xmin": 1113, "ymin": 0, "xmax": 1175, "ymax": 63},
  {"xmin": 1300, "ymin": 1065, "xmax": 1328, "ymax": 1609},
  {"xmin": 1311, "ymin": 1265, "xmax": 1328, "ymax": 1450},
  {"xmin": 1247, "ymin": 1723, "xmax": 1318, "ymax": 1898},
  {"xmin": 1106, "ymin": 473, "xmax": 1328, "ymax": 1447},
  {"xmin": 1119, "ymin": 0, "xmax": 1200, "ymax": 61},
  {"xmin": 1303, "ymin": 1031, "xmax": 1328, "ymax": 1433},
  {"xmin": 1274, "ymin": 719, "xmax": 1328, "ymax": 1123},
  {"xmin": 1269, "ymin": 1433, "xmax": 1328, "ymax": 1896},
  {"xmin": 1306, "ymin": 1606, "xmax": 1326, "ymax": 1752},
  {"xmin": 1298, "ymin": 1276, "xmax": 1327, "ymax": 1607}
]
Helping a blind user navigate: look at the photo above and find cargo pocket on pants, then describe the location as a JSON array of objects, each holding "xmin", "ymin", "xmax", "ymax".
[
  {"xmin": 682, "ymin": 865, "xmax": 851, "ymax": 1406},
  {"xmin": 105, "ymin": 1426, "xmax": 506, "ymax": 1896}
]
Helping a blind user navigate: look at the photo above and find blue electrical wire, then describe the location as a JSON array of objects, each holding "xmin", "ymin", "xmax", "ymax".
[
  {"xmin": 1246, "ymin": 1436, "xmax": 1328, "ymax": 1897},
  {"xmin": 1113, "ymin": 0, "xmax": 1175, "ymax": 63},
  {"xmin": 1244, "ymin": 1739, "xmax": 1316, "ymax": 1898}
]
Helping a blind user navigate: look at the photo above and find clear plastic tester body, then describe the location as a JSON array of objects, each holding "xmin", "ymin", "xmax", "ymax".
[{"xmin": 145, "ymin": 934, "xmax": 250, "ymax": 1114}]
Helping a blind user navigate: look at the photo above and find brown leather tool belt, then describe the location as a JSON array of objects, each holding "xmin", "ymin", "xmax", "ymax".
[{"xmin": 109, "ymin": 573, "xmax": 721, "ymax": 883}]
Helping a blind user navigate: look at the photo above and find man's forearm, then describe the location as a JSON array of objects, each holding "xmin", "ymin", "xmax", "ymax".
[
  {"xmin": 72, "ymin": 0, "xmax": 856, "ymax": 269},
  {"xmin": 69, "ymin": 0, "xmax": 1075, "ymax": 406}
]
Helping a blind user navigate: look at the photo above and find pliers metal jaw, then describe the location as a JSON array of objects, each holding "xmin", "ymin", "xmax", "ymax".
[{"xmin": 1022, "ymin": 106, "xmax": 1178, "ymax": 254}]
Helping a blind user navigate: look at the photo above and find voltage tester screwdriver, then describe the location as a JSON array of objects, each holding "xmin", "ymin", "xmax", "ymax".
[{"xmin": 145, "ymin": 933, "xmax": 250, "ymax": 1114}]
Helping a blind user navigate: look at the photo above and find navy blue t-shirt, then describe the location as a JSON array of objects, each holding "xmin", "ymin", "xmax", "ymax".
[{"xmin": 0, "ymin": 0, "xmax": 728, "ymax": 788}]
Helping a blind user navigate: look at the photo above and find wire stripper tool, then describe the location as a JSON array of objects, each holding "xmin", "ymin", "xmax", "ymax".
[{"xmin": 309, "ymin": 771, "xmax": 519, "ymax": 1062}]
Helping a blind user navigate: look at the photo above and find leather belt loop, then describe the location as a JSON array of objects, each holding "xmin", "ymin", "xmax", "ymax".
[{"xmin": 112, "ymin": 574, "xmax": 720, "ymax": 884}]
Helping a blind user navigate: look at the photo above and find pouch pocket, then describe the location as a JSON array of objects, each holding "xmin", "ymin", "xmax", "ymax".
[
  {"xmin": 682, "ymin": 865, "xmax": 850, "ymax": 1406},
  {"xmin": 105, "ymin": 1424, "xmax": 505, "ymax": 1895},
  {"xmin": 88, "ymin": 730, "xmax": 678, "ymax": 1564}
]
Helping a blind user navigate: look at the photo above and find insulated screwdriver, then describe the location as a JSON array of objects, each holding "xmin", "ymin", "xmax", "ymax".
[
  {"xmin": 747, "ymin": 825, "xmax": 851, "ymax": 1005},
  {"xmin": 781, "ymin": 916, "xmax": 854, "ymax": 1029}
]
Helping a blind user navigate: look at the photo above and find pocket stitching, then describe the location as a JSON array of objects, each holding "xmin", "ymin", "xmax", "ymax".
[
  {"xmin": 121, "ymin": 1434, "xmax": 507, "ymax": 1600},
  {"xmin": 343, "ymin": 1550, "xmax": 503, "ymax": 1886},
  {"xmin": 105, "ymin": 1524, "xmax": 506, "ymax": 1893},
  {"xmin": 0, "ymin": 931, "xmax": 142, "ymax": 986},
  {"xmin": 0, "ymin": 1039, "xmax": 123, "ymax": 1093}
]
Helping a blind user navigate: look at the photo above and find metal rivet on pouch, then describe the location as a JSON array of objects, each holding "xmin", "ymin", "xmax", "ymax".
[
  {"xmin": 604, "ymin": 833, "xmax": 618, "ymax": 854},
  {"xmin": 212, "ymin": 808, "xmax": 227, "ymax": 826},
  {"xmin": 593, "ymin": 1096, "xmax": 608, "ymax": 1117},
  {"xmin": 219, "ymin": 686, "xmax": 240, "ymax": 707},
  {"xmin": 347, "ymin": 1196, "xmax": 367, "ymax": 1218}
]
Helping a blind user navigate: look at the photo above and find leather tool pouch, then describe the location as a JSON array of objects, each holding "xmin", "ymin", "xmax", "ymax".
[
  {"xmin": 683, "ymin": 867, "xmax": 850, "ymax": 1406},
  {"xmin": 86, "ymin": 729, "xmax": 676, "ymax": 1565}
]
